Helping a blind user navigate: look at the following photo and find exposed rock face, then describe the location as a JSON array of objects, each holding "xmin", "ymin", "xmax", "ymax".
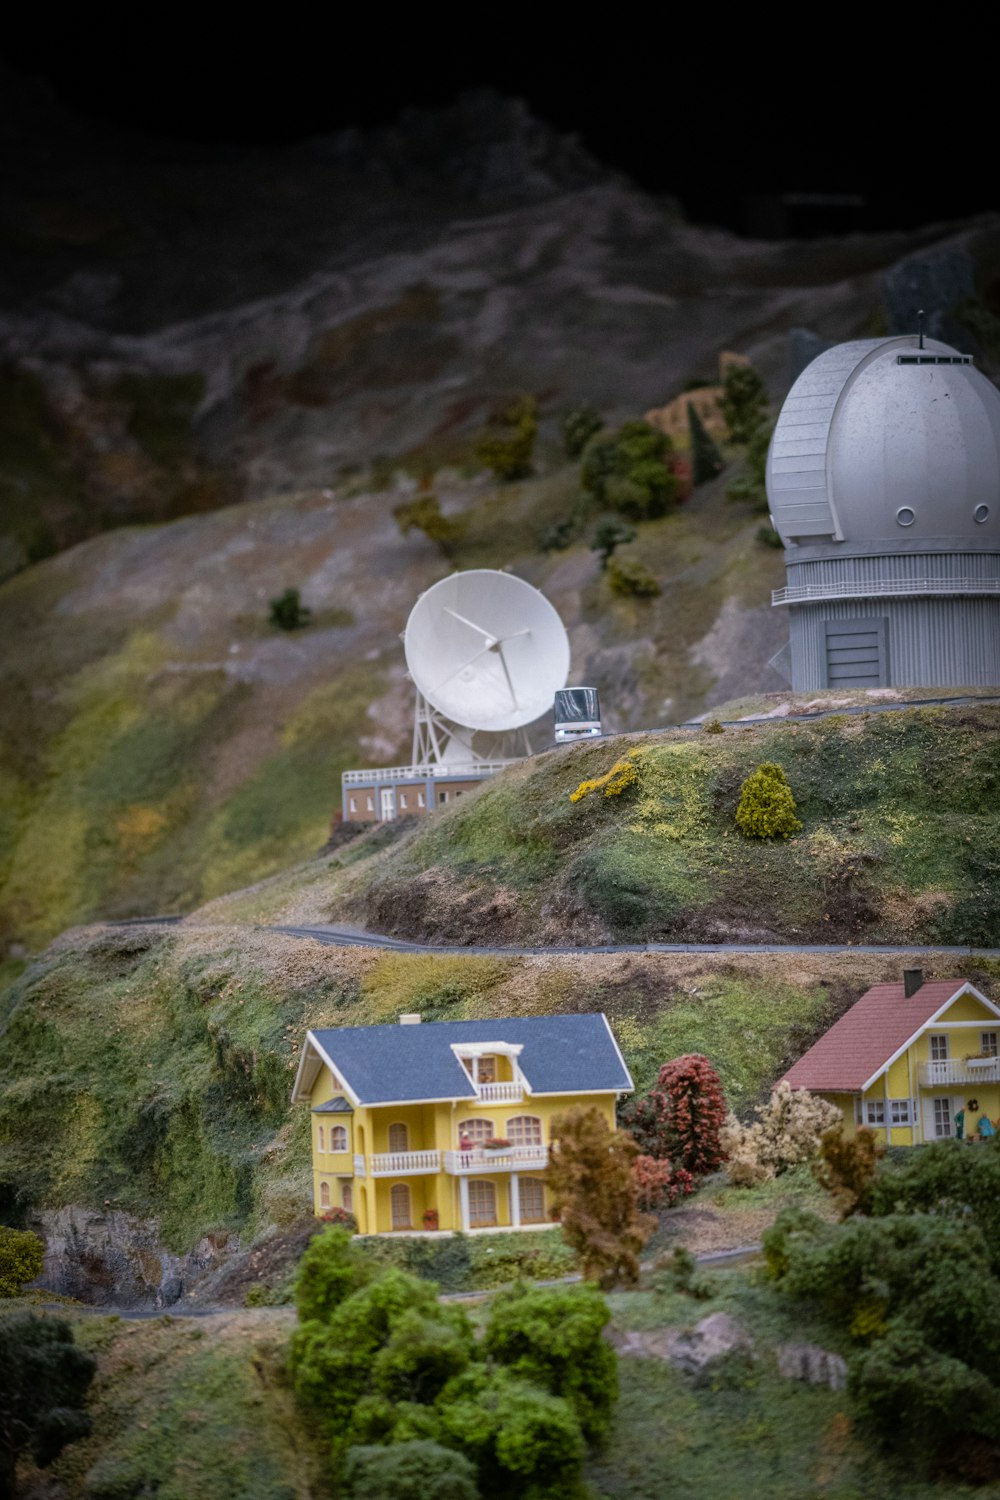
[
  {"xmin": 776, "ymin": 1341, "xmax": 848, "ymax": 1391},
  {"xmin": 34, "ymin": 1206, "xmax": 233, "ymax": 1307}
]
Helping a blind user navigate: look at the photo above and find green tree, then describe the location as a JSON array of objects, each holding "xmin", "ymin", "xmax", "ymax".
[
  {"xmin": 483, "ymin": 1283, "xmax": 617, "ymax": 1443},
  {"xmin": 720, "ymin": 364, "xmax": 768, "ymax": 443},
  {"xmin": 268, "ymin": 586, "xmax": 311, "ymax": 631},
  {"xmin": 0, "ymin": 1316, "xmax": 96, "ymax": 1500},
  {"xmin": 606, "ymin": 556, "xmax": 660, "ymax": 597},
  {"xmin": 687, "ymin": 402, "xmax": 724, "ymax": 484},
  {"xmin": 591, "ymin": 520, "xmax": 636, "ymax": 569},
  {"xmin": 547, "ymin": 1106, "xmax": 655, "ymax": 1289},
  {"xmin": 0, "ymin": 1229, "xmax": 44, "ymax": 1298},
  {"xmin": 813, "ymin": 1123, "xmax": 885, "ymax": 1218},
  {"xmin": 582, "ymin": 421, "xmax": 680, "ymax": 520},
  {"xmin": 734, "ymin": 762, "xmax": 802, "ymax": 839},
  {"xmin": 294, "ymin": 1224, "xmax": 374, "ymax": 1324},
  {"xmin": 561, "ymin": 405, "xmax": 603, "ymax": 459},
  {"xmin": 436, "ymin": 1366, "xmax": 585, "ymax": 1500},
  {"xmin": 344, "ymin": 1440, "xmax": 480, "ymax": 1500},
  {"xmin": 726, "ymin": 419, "xmax": 774, "ymax": 513},
  {"xmin": 474, "ymin": 396, "xmax": 537, "ymax": 481},
  {"xmin": 868, "ymin": 1136, "xmax": 1000, "ymax": 1273}
]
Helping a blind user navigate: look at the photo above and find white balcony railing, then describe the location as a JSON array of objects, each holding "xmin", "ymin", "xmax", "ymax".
[
  {"xmin": 919, "ymin": 1058, "xmax": 1000, "ymax": 1087},
  {"xmin": 772, "ymin": 578, "xmax": 1000, "ymax": 607},
  {"xmin": 369, "ymin": 1150, "xmax": 441, "ymax": 1177},
  {"xmin": 342, "ymin": 760, "xmax": 512, "ymax": 788},
  {"xmin": 353, "ymin": 1154, "xmax": 366, "ymax": 1178},
  {"xmin": 443, "ymin": 1144, "xmax": 549, "ymax": 1175},
  {"xmin": 477, "ymin": 1082, "xmax": 524, "ymax": 1103}
]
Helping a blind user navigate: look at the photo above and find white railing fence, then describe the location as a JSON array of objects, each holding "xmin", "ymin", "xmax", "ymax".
[{"xmin": 369, "ymin": 1150, "xmax": 441, "ymax": 1176}]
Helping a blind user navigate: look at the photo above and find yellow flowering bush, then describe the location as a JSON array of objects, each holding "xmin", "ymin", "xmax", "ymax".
[{"xmin": 569, "ymin": 759, "xmax": 638, "ymax": 804}]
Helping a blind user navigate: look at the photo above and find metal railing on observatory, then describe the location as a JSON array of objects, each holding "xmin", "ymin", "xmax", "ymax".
[{"xmin": 773, "ymin": 577, "xmax": 1000, "ymax": 606}]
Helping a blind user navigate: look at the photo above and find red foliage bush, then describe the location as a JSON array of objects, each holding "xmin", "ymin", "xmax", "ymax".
[
  {"xmin": 632, "ymin": 1155, "xmax": 695, "ymax": 1211},
  {"xmin": 318, "ymin": 1207, "xmax": 357, "ymax": 1232},
  {"xmin": 623, "ymin": 1054, "xmax": 727, "ymax": 1178}
]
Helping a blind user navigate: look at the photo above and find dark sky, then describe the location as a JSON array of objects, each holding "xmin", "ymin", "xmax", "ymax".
[{"xmin": 2, "ymin": 22, "xmax": 994, "ymax": 238}]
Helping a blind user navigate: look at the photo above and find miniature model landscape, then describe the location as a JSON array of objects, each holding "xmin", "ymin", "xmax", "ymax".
[{"xmin": 6, "ymin": 84, "xmax": 1000, "ymax": 1500}]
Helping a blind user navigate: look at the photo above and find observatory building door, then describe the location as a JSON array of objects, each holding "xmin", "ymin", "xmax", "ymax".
[
  {"xmin": 822, "ymin": 618, "xmax": 889, "ymax": 689},
  {"xmin": 380, "ymin": 788, "xmax": 395, "ymax": 821}
]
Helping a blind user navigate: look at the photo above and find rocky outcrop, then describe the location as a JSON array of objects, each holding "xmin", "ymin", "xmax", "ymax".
[{"xmin": 33, "ymin": 1206, "xmax": 234, "ymax": 1308}]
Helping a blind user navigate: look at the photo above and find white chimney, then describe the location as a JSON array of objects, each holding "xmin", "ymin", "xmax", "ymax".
[{"xmin": 399, "ymin": 1013, "xmax": 422, "ymax": 1025}]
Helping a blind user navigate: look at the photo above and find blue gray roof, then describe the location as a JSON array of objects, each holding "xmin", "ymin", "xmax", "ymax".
[
  {"xmin": 308, "ymin": 1014, "xmax": 631, "ymax": 1105},
  {"xmin": 312, "ymin": 1096, "xmax": 354, "ymax": 1114}
]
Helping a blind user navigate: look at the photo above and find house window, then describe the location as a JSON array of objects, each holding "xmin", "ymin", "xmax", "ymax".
[
  {"xmin": 477, "ymin": 1056, "xmax": 497, "ymax": 1084},
  {"xmin": 349, "ymin": 797, "xmax": 357, "ymax": 814},
  {"xmin": 418, "ymin": 792, "xmax": 425, "ymax": 808},
  {"xmin": 399, "ymin": 793, "xmax": 408, "ymax": 809},
  {"xmin": 889, "ymin": 1100, "xmax": 913, "ymax": 1126},
  {"xmin": 317, "ymin": 1125, "xmax": 326, "ymax": 1152},
  {"xmin": 388, "ymin": 1123, "xmax": 409, "ymax": 1154},
  {"xmin": 439, "ymin": 790, "xmax": 449, "ymax": 805},
  {"xmin": 865, "ymin": 1101, "xmax": 885, "ymax": 1127},
  {"xmin": 982, "ymin": 1033, "xmax": 998, "ymax": 1057},
  {"xmin": 519, "ymin": 1178, "xmax": 546, "ymax": 1223},
  {"xmin": 930, "ymin": 1035, "xmax": 949, "ymax": 1061},
  {"xmin": 390, "ymin": 1183, "xmax": 412, "ymax": 1229},
  {"xmin": 342, "ymin": 1184, "xmax": 353, "ymax": 1213},
  {"xmin": 457, "ymin": 1119, "xmax": 494, "ymax": 1146},
  {"xmin": 508, "ymin": 1116, "xmax": 543, "ymax": 1147},
  {"xmin": 319, "ymin": 1181, "xmax": 330, "ymax": 1208},
  {"xmin": 468, "ymin": 1180, "xmax": 497, "ymax": 1228},
  {"xmin": 934, "ymin": 1098, "xmax": 953, "ymax": 1137},
  {"xmin": 366, "ymin": 796, "xmax": 374, "ymax": 812},
  {"xmin": 330, "ymin": 1125, "xmax": 348, "ymax": 1152}
]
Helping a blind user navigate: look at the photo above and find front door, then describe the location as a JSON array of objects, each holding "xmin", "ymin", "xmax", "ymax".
[
  {"xmin": 380, "ymin": 787, "xmax": 395, "ymax": 821},
  {"xmin": 923, "ymin": 1095, "xmax": 960, "ymax": 1140}
]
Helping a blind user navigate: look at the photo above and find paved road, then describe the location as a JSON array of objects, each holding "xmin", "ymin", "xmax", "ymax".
[{"xmin": 268, "ymin": 922, "xmax": 1000, "ymax": 959}]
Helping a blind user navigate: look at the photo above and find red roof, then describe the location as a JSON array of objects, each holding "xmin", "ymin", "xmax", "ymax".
[{"xmin": 781, "ymin": 980, "xmax": 975, "ymax": 1094}]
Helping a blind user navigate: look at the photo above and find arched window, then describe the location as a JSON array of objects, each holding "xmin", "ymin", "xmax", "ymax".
[
  {"xmin": 388, "ymin": 1123, "xmax": 409, "ymax": 1153},
  {"xmin": 317, "ymin": 1125, "xmax": 326, "ymax": 1153},
  {"xmin": 390, "ymin": 1183, "xmax": 411, "ymax": 1230},
  {"xmin": 330, "ymin": 1125, "xmax": 348, "ymax": 1152},
  {"xmin": 319, "ymin": 1181, "xmax": 330, "ymax": 1208},
  {"xmin": 342, "ymin": 1183, "xmax": 353, "ymax": 1213},
  {"xmin": 457, "ymin": 1119, "xmax": 494, "ymax": 1146},
  {"xmin": 468, "ymin": 1180, "xmax": 496, "ymax": 1228},
  {"xmin": 507, "ymin": 1116, "xmax": 542, "ymax": 1147},
  {"xmin": 519, "ymin": 1178, "xmax": 545, "ymax": 1223}
]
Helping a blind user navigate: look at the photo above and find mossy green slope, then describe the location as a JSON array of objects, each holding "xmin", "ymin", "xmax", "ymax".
[
  {"xmin": 201, "ymin": 704, "xmax": 1000, "ymax": 948},
  {"xmin": 2, "ymin": 921, "xmax": 994, "ymax": 1255}
]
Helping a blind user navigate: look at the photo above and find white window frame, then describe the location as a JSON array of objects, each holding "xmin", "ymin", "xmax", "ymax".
[
  {"xmin": 418, "ymin": 791, "xmax": 425, "ymax": 808},
  {"xmin": 348, "ymin": 797, "xmax": 357, "ymax": 814},
  {"xmin": 507, "ymin": 1115, "xmax": 543, "ymax": 1146},
  {"xmin": 457, "ymin": 1118, "xmax": 494, "ymax": 1146},
  {"xmin": 317, "ymin": 1124, "xmax": 326, "ymax": 1152},
  {"xmin": 981, "ymin": 1032, "xmax": 998, "ymax": 1057},
  {"xmin": 865, "ymin": 1100, "xmax": 885, "ymax": 1127},
  {"xmin": 399, "ymin": 792, "xmax": 408, "ymax": 810},
  {"xmin": 934, "ymin": 1097, "xmax": 953, "ymax": 1137},
  {"xmin": 889, "ymin": 1099, "xmax": 913, "ymax": 1126},
  {"xmin": 366, "ymin": 795, "xmax": 374, "ymax": 812},
  {"xmin": 330, "ymin": 1125, "xmax": 348, "ymax": 1152},
  {"xmin": 930, "ymin": 1035, "xmax": 949, "ymax": 1061}
]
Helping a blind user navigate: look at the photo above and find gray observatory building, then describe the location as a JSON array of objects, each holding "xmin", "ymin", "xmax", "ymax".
[{"xmin": 767, "ymin": 334, "xmax": 1000, "ymax": 690}]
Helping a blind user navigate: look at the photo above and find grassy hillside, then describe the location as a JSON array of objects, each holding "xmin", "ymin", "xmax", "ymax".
[
  {"xmin": 196, "ymin": 702, "xmax": 1000, "ymax": 948},
  {"xmin": 0, "ymin": 462, "xmax": 783, "ymax": 955},
  {"xmin": 1, "ymin": 919, "xmax": 995, "ymax": 1259}
]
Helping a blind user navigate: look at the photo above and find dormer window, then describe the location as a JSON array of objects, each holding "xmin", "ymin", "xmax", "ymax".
[{"xmin": 477, "ymin": 1056, "xmax": 496, "ymax": 1083}]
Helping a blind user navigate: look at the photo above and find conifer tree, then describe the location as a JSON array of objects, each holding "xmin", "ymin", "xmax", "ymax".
[{"xmin": 687, "ymin": 401, "xmax": 724, "ymax": 484}]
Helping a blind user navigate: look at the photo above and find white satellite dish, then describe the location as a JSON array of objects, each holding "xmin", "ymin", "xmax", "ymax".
[{"xmin": 404, "ymin": 572, "xmax": 570, "ymax": 751}]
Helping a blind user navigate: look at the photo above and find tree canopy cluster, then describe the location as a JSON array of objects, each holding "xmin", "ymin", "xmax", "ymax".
[{"xmin": 288, "ymin": 1226, "xmax": 617, "ymax": 1498}]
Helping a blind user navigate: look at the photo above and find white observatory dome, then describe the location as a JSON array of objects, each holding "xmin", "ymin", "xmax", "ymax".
[{"xmin": 767, "ymin": 336, "xmax": 1000, "ymax": 548}]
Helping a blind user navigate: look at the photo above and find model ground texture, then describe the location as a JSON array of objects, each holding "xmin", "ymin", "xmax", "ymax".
[{"xmin": 195, "ymin": 702, "xmax": 1000, "ymax": 948}]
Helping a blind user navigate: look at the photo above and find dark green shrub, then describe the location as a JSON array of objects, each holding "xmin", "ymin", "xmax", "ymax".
[
  {"xmin": 869, "ymin": 1136, "xmax": 1000, "ymax": 1275},
  {"xmin": 0, "ymin": 1227, "xmax": 44, "ymax": 1298},
  {"xmin": 483, "ymin": 1283, "xmax": 617, "ymax": 1443},
  {"xmin": 591, "ymin": 521, "xmax": 636, "ymax": 569},
  {"xmin": 561, "ymin": 405, "xmax": 603, "ymax": 458},
  {"xmin": 582, "ymin": 421, "xmax": 679, "ymax": 520},
  {"xmin": 687, "ymin": 401, "xmax": 724, "ymax": 484},
  {"xmin": 372, "ymin": 1307, "xmax": 474, "ymax": 1404},
  {"xmin": 720, "ymin": 363, "xmax": 768, "ymax": 443},
  {"xmin": 269, "ymin": 587, "xmax": 311, "ymax": 630},
  {"xmin": 756, "ymin": 522, "xmax": 783, "ymax": 547},
  {"xmin": 474, "ymin": 396, "xmax": 537, "ymax": 481},
  {"xmin": 0, "ymin": 1315, "xmax": 95, "ymax": 1488},
  {"xmin": 607, "ymin": 557, "xmax": 660, "ymax": 597},
  {"xmin": 734, "ymin": 762, "xmax": 802, "ymax": 839},
  {"xmin": 726, "ymin": 421, "xmax": 774, "ymax": 513},
  {"xmin": 344, "ymin": 1441, "xmax": 480, "ymax": 1500},
  {"xmin": 436, "ymin": 1366, "xmax": 585, "ymax": 1500},
  {"xmin": 294, "ymin": 1225, "xmax": 375, "ymax": 1324},
  {"xmin": 653, "ymin": 1245, "xmax": 713, "ymax": 1300},
  {"xmin": 849, "ymin": 1325, "xmax": 1000, "ymax": 1459},
  {"xmin": 701, "ymin": 718, "xmax": 724, "ymax": 733}
]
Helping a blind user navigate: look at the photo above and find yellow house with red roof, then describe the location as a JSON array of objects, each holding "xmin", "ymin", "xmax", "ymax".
[{"xmin": 781, "ymin": 968, "xmax": 1000, "ymax": 1147}]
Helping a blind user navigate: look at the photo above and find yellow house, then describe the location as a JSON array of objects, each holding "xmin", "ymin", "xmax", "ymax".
[
  {"xmin": 291, "ymin": 1012, "xmax": 633, "ymax": 1235},
  {"xmin": 781, "ymin": 969, "xmax": 1000, "ymax": 1146}
]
